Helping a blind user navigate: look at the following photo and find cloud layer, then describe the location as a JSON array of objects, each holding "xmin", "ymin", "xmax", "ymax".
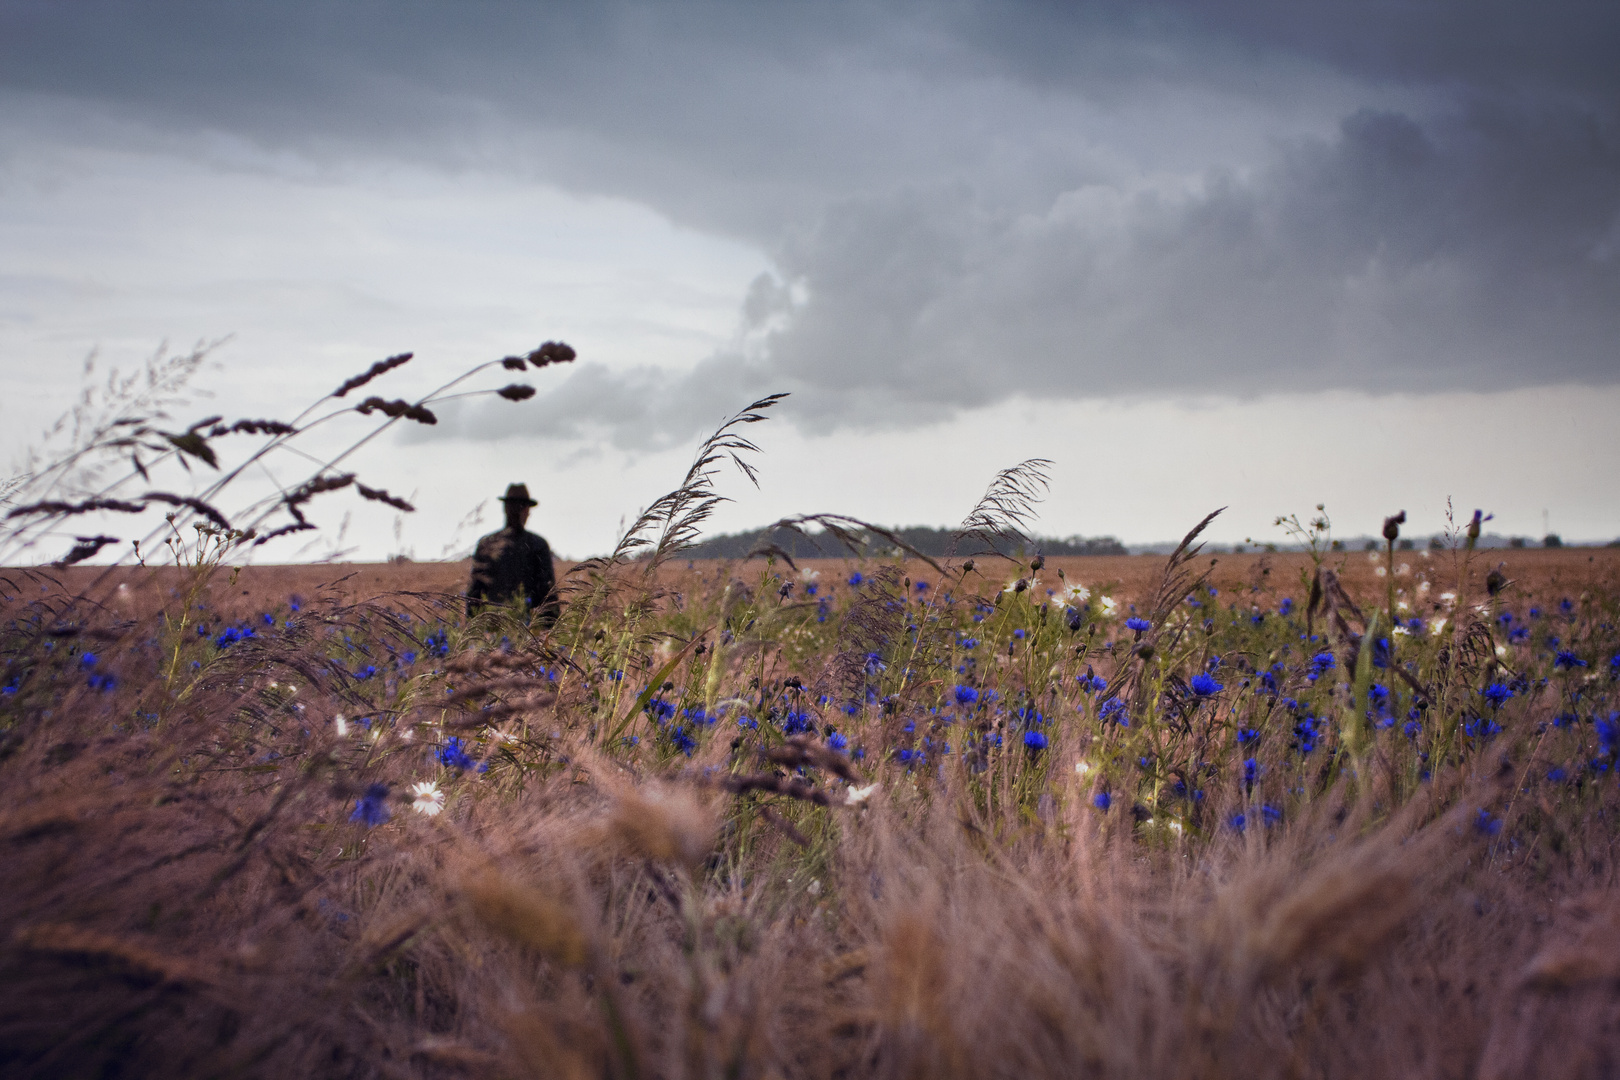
[{"xmin": 4, "ymin": 0, "xmax": 1618, "ymax": 447}]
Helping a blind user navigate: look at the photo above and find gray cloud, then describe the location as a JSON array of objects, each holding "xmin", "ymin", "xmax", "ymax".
[{"xmin": 5, "ymin": 1, "xmax": 1618, "ymax": 444}]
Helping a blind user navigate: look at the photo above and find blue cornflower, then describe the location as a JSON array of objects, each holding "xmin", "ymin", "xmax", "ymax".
[
  {"xmin": 954, "ymin": 685, "xmax": 979, "ymax": 706},
  {"xmin": 1243, "ymin": 758, "xmax": 1260, "ymax": 786},
  {"xmin": 1092, "ymin": 791, "xmax": 1112, "ymax": 811},
  {"xmin": 1261, "ymin": 804, "xmax": 1283, "ymax": 826},
  {"xmin": 1475, "ymin": 808, "xmax": 1502, "ymax": 836},
  {"xmin": 1509, "ymin": 626, "xmax": 1530, "ymax": 644},
  {"xmin": 1013, "ymin": 628, "xmax": 1026, "ymax": 639},
  {"xmin": 402, "ymin": 650, "xmax": 417, "ymax": 665},
  {"xmin": 783, "ymin": 710, "xmax": 814, "ymax": 734},
  {"xmin": 805, "ymin": 582, "xmax": 818, "ymax": 597},
  {"xmin": 1189, "ymin": 672, "xmax": 1223, "ymax": 697},
  {"xmin": 647, "ymin": 698, "xmax": 677, "ymax": 721},
  {"xmin": 1099, "ymin": 697, "xmax": 1128, "ymax": 725},
  {"xmin": 1279, "ymin": 597, "xmax": 1294, "ymax": 616},
  {"xmin": 1554, "ymin": 650, "xmax": 1587, "ymax": 670},
  {"xmin": 1125, "ymin": 617, "xmax": 1152, "ymax": 633},
  {"xmin": 1368, "ymin": 683, "xmax": 1391, "ymax": 708},
  {"xmin": 827, "ymin": 732, "xmax": 848, "ymax": 752},
  {"xmin": 262, "ymin": 613, "xmax": 276, "ymax": 626},
  {"xmin": 350, "ymin": 784, "xmax": 391, "ymax": 827},
  {"xmin": 1236, "ymin": 727, "xmax": 1259, "ymax": 746},
  {"xmin": 670, "ymin": 727, "xmax": 697, "ymax": 756},
  {"xmin": 864, "ymin": 652, "xmax": 886, "ymax": 675},
  {"xmin": 1596, "ymin": 714, "xmax": 1620, "ymax": 755},
  {"xmin": 958, "ymin": 637, "xmax": 979, "ymax": 650},
  {"xmin": 1307, "ymin": 652, "xmax": 1336, "ymax": 681},
  {"xmin": 1229, "ymin": 813, "xmax": 1248, "ymax": 833},
  {"xmin": 1023, "ymin": 730, "xmax": 1048, "ymax": 751},
  {"xmin": 1078, "ymin": 673, "xmax": 1108, "ymax": 694},
  {"xmin": 436, "ymin": 737, "xmax": 476, "ymax": 770},
  {"xmin": 87, "ymin": 673, "xmax": 117, "ymax": 692},
  {"xmin": 915, "ymin": 580, "xmax": 929, "ymax": 592},
  {"xmin": 1560, "ymin": 598, "xmax": 1575, "ymax": 614},
  {"xmin": 848, "ymin": 572, "xmax": 864, "ymax": 586},
  {"xmin": 1403, "ymin": 719, "xmax": 1422, "ymax": 739},
  {"xmin": 1481, "ymin": 683, "xmax": 1515, "ymax": 708},
  {"xmin": 1548, "ymin": 766, "xmax": 1568, "ymax": 783},
  {"xmin": 1611, "ymin": 652, "xmax": 1620, "ymax": 678},
  {"xmin": 80, "ymin": 652, "xmax": 98, "ymax": 668}
]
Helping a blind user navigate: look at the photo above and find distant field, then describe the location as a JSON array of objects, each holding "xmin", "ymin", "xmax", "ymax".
[{"xmin": 13, "ymin": 546, "xmax": 1617, "ymax": 623}]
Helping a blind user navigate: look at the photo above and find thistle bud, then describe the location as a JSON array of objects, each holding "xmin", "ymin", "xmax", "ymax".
[
  {"xmin": 1383, "ymin": 511, "xmax": 1406, "ymax": 543},
  {"xmin": 1030, "ymin": 555, "xmax": 1045, "ymax": 571}
]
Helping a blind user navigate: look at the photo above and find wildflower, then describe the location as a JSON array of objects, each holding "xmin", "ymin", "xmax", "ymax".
[
  {"xmin": 1125, "ymin": 617, "xmax": 1151, "ymax": 633},
  {"xmin": 1098, "ymin": 596, "xmax": 1118, "ymax": 617},
  {"xmin": 1548, "ymin": 766, "xmax": 1568, "ymax": 783},
  {"xmin": 1261, "ymin": 804, "xmax": 1283, "ymax": 826},
  {"xmin": 915, "ymin": 580, "xmax": 929, "ymax": 592},
  {"xmin": 1229, "ymin": 813, "xmax": 1248, "ymax": 833},
  {"xmin": 848, "ymin": 571, "xmax": 864, "ymax": 586},
  {"xmin": 1092, "ymin": 791, "xmax": 1111, "ymax": 811},
  {"xmin": 1236, "ymin": 727, "xmax": 1259, "ymax": 746},
  {"xmin": 409, "ymin": 781, "xmax": 444, "ymax": 817},
  {"xmin": 958, "ymin": 637, "xmax": 978, "ymax": 650},
  {"xmin": 1307, "ymin": 651, "xmax": 1336, "ymax": 681},
  {"xmin": 670, "ymin": 727, "xmax": 697, "ymax": 755},
  {"xmin": 1078, "ymin": 673, "xmax": 1108, "ymax": 694},
  {"xmin": 1243, "ymin": 758, "xmax": 1260, "ymax": 786},
  {"xmin": 1474, "ymin": 808, "xmax": 1502, "ymax": 836},
  {"xmin": 827, "ymin": 731, "xmax": 849, "ymax": 752},
  {"xmin": 1099, "ymin": 697, "xmax": 1128, "ymax": 725},
  {"xmin": 1279, "ymin": 597, "xmax": 1294, "ymax": 616},
  {"xmin": 350, "ymin": 784, "xmax": 391, "ymax": 827},
  {"xmin": 1023, "ymin": 730, "xmax": 1048, "ymax": 751},
  {"xmin": 1480, "ymin": 683, "xmax": 1515, "ymax": 708},
  {"xmin": 80, "ymin": 652, "xmax": 98, "ymax": 668},
  {"xmin": 1189, "ymin": 672, "xmax": 1223, "ymax": 697},
  {"xmin": 1554, "ymin": 650, "xmax": 1588, "ymax": 670},
  {"xmin": 437, "ymin": 736, "xmax": 477, "ymax": 770},
  {"xmin": 954, "ymin": 684, "xmax": 979, "ymax": 706},
  {"xmin": 1065, "ymin": 583, "xmax": 1091, "ymax": 603},
  {"xmin": 845, "ymin": 783, "xmax": 878, "ymax": 806},
  {"xmin": 1013, "ymin": 628, "xmax": 1026, "ymax": 639}
]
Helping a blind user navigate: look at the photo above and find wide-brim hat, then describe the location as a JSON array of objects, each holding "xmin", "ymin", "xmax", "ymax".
[{"xmin": 499, "ymin": 483, "xmax": 538, "ymax": 507}]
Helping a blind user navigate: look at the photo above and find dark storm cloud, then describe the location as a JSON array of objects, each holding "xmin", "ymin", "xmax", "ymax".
[{"xmin": 5, "ymin": 1, "xmax": 1618, "ymax": 443}]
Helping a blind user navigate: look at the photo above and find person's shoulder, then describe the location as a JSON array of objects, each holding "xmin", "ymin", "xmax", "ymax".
[
  {"xmin": 522, "ymin": 530, "xmax": 552, "ymax": 553},
  {"xmin": 473, "ymin": 530, "xmax": 504, "ymax": 554}
]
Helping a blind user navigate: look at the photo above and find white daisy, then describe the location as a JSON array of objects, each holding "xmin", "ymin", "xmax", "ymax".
[
  {"xmin": 1099, "ymin": 596, "xmax": 1118, "ymax": 617},
  {"xmin": 409, "ymin": 781, "xmax": 445, "ymax": 817},
  {"xmin": 1064, "ymin": 582, "xmax": 1091, "ymax": 603}
]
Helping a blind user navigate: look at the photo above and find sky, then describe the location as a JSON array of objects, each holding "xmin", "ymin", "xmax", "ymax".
[{"xmin": 2, "ymin": 1, "xmax": 1617, "ymax": 561}]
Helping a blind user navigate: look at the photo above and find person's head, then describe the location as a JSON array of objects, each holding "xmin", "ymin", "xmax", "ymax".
[{"xmin": 499, "ymin": 483, "xmax": 537, "ymax": 529}]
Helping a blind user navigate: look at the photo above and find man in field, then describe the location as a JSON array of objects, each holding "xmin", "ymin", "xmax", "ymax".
[{"xmin": 467, "ymin": 483, "xmax": 558, "ymax": 622}]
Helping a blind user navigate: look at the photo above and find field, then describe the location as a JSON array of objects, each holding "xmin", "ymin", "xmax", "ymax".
[
  {"xmin": 5, "ymin": 537, "xmax": 1620, "ymax": 1079},
  {"xmin": 5, "ymin": 356, "xmax": 1620, "ymax": 1079}
]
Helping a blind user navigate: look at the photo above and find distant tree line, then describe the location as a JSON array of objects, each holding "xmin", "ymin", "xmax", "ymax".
[{"xmin": 660, "ymin": 525, "xmax": 1130, "ymax": 561}]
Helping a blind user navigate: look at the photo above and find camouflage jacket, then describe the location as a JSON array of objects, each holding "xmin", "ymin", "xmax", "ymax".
[{"xmin": 467, "ymin": 527, "xmax": 557, "ymax": 619}]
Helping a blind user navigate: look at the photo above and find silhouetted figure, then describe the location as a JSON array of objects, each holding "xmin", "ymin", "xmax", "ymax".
[{"xmin": 467, "ymin": 483, "xmax": 558, "ymax": 621}]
